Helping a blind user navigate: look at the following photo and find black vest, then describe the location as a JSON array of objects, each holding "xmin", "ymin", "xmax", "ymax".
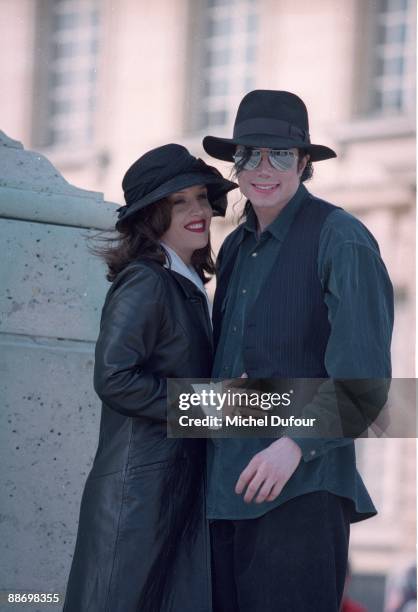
[{"xmin": 213, "ymin": 192, "xmax": 339, "ymax": 378}]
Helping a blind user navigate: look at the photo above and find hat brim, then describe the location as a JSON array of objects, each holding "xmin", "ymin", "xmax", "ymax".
[
  {"xmin": 203, "ymin": 135, "xmax": 337, "ymax": 163},
  {"xmin": 116, "ymin": 171, "xmax": 237, "ymax": 227}
]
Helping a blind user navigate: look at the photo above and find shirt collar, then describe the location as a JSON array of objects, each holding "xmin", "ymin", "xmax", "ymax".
[
  {"xmin": 160, "ymin": 242, "xmax": 213, "ymax": 317},
  {"xmin": 243, "ymin": 183, "xmax": 308, "ymax": 242},
  {"xmin": 160, "ymin": 242, "xmax": 204, "ymax": 291}
]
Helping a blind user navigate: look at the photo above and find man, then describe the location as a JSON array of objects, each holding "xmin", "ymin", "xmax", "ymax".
[{"xmin": 202, "ymin": 90, "xmax": 393, "ymax": 611}]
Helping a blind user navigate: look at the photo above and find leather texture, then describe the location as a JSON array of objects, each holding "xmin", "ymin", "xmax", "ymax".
[{"xmin": 64, "ymin": 260, "xmax": 213, "ymax": 612}]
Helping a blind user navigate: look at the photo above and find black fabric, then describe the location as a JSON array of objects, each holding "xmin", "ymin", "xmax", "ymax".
[
  {"xmin": 212, "ymin": 191, "xmax": 339, "ymax": 377},
  {"xmin": 63, "ymin": 261, "xmax": 213, "ymax": 612},
  {"xmin": 234, "ymin": 117, "xmax": 309, "ymax": 142},
  {"xmin": 202, "ymin": 90, "xmax": 337, "ymax": 162},
  {"xmin": 210, "ymin": 491, "xmax": 351, "ymax": 612},
  {"xmin": 116, "ymin": 143, "xmax": 237, "ymax": 225}
]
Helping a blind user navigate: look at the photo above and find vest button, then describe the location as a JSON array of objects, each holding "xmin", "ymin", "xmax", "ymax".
[{"xmin": 252, "ymin": 252, "xmax": 258, "ymax": 257}]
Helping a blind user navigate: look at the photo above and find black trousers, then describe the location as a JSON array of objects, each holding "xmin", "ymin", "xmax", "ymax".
[{"xmin": 210, "ymin": 491, "xmax": 351, "ymax": 612}]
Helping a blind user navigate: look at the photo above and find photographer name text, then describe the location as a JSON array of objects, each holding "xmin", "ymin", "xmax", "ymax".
[{"xmin": 178, "ymin": 414, "xmax": 316, "ymax": 428}]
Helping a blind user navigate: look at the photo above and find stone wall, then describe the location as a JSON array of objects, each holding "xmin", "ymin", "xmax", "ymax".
[{"xmin": 0, "ymin": 131, "xmax": 117, "ymax": 610}]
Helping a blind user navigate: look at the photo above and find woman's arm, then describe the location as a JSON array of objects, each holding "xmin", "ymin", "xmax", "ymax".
[{"xmin": 93, "ymin": 264, "xmax": 169, "ymax": 421}]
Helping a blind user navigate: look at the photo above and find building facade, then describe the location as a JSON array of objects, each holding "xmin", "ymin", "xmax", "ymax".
[{"xmin": 1, "ymin": 0, "xmax": 416, "ymax": 608}]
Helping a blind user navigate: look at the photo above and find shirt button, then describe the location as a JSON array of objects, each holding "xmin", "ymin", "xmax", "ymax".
[
  {"xmin": 242, "ymin": 289, "xmax": 247, "ymax": 294},
  {"xmin": 310, "ymin": 450, "xmax": 316, "ymax": 457},
  {"xmin": 232, "ymin": 326, "xmax": 237, "ymax": 332},
  {"xmin": 252, "ymin": 252, "xmax": 258, "ymax": 257}
]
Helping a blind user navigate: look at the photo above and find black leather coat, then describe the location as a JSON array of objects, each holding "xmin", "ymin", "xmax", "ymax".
[{"xmin": 64, "ymin": 260, "xmax": 213, "ymax": 612}]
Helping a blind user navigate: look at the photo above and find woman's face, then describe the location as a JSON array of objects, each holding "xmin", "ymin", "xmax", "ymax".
[{"xmin": 160, "ymin": 184, "xmax": 213, "ymax": 264}]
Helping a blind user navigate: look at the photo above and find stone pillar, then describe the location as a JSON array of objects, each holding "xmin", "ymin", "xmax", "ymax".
[{"xmin": 0, "ymin": 131, "xmax": 118, "ymax": 610}]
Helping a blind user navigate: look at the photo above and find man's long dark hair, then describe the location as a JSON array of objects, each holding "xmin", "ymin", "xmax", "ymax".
[{"xmin": 89, "ymin": 197, "xmax": 215, "ymax": 283}]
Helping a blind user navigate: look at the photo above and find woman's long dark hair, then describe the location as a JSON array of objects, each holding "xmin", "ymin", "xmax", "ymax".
[{"xmin": 88, "ymin": 197, "xmax": 215, "ymax": 283}]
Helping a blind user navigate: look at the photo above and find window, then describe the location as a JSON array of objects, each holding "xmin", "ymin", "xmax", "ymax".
[
  {"xmin": 35, "ymin": 0, "xmax": 100, "ymax": 148},
  {"xmin": 195, "ymin": 0, "xmax": 260, "ymax": 131},
  {"xmin": 370, "ymin": 0, "xmax": 416, "ymax": 116}
]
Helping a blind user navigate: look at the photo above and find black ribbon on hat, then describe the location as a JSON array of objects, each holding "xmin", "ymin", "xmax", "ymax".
[{"xmin": 234, "ymin": 118, "xmax": 310, "ymax": 143}]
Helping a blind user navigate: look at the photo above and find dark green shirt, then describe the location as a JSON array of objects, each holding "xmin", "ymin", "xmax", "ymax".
[{"xmin": 207, "ymin": 184, "xmax": 393, "ymax": 520}]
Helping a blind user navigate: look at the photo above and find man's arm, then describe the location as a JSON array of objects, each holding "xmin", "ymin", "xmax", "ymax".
[
  {"xmin": 235, "ymin": 210, "xmax": 394, "ymax": 502},
  {"xmin": 293, "ymin": 211, "xmax": 394, "ymax": 461},
  {"xmin": 235, "ymin": 436, "xmax": 302, "ymax": 503}
]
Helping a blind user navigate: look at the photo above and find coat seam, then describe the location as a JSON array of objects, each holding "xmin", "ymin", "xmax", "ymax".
[{"xmin": 104, "ymin": 418, "xmax": 134, "ymax": 612}]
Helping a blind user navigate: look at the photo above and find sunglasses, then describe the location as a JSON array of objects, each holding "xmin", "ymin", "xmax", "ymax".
[{"xmin": 233, "ymin": 146, "xmax": 299, "ymax": 171}]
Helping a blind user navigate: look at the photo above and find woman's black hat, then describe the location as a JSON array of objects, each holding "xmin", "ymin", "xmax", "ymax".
[
  {"xmin": 116, "ymin": 143, "xmax": 238, "ymax": 227},
  {"xmin": 203, "ymin": 90, "xmax": 337, "ymax": 162}
]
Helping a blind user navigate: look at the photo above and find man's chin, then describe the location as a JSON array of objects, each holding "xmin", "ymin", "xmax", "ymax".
[{"xmin": 251, "ymin": 197, "xmax": 284, "ymax": 210}]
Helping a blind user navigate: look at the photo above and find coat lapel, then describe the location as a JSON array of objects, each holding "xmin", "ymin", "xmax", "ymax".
[{"xmin": 167, "ymin": 270, "xmax": 213, "ymax": 350}]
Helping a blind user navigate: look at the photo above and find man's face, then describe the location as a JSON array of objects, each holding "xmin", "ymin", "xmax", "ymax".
[{"xmin": 236, "ymin": 147, "xmax": 308, "ymax": 213}]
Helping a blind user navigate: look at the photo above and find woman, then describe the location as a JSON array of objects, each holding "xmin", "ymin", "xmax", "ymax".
[{"xmin": 63, "ymin": 144, "xmax": 237, "ymax": 612}]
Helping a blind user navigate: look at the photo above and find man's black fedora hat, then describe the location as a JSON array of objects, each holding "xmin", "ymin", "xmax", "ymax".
[
  {"xmin": 116, "ymin": 143, "xmax": 238, "ymax": 228},
  {"xmin": 202, "ymin": 90, "xmax": 337, "ymax": 163}
]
